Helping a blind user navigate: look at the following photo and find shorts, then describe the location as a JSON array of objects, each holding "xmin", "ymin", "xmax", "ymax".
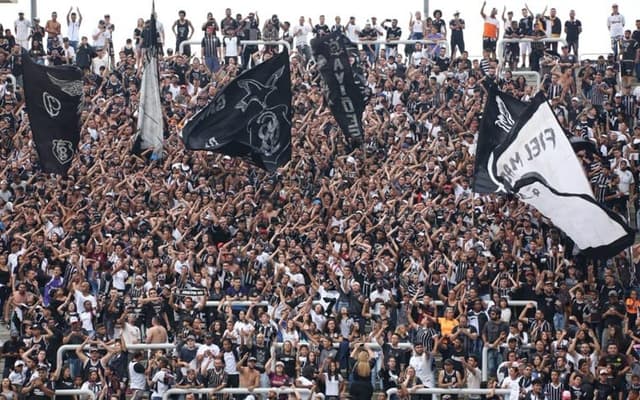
[
  {"xmin": 622, "ymin": 61, "xmax": 634, "ymax": 77},
  {"xmin": 519, "ymin": 41, "xmax": 531, "ymax": 55},
  {"xmin": 483, "ymin": 37, "xmax": 497, "ymax": 51}
]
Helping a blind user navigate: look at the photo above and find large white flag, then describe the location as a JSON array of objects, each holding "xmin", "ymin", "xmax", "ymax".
[
  {"xmin": 485, "ymin": 92, "xmax": 634, "ymax": 258},
  {"xmin": 135, "ymin": 1, "xmax": 163, "ymax": 158}
]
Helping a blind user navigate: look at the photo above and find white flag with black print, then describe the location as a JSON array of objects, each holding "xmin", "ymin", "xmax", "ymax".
[{"xmin": 481, "ymin": 92, "xmax": 634, "ymax": 258}]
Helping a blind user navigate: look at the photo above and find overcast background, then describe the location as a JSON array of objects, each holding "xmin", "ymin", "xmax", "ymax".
[{"xmin": 0, "ymin": 0, "xmax": 638, "ymax": 59}]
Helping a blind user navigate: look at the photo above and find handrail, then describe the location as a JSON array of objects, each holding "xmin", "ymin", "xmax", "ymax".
[
  {"xmin": 178, "ymin": 40, "xmax": 200, "ymax": 55},
  {"xmin": 56, "ymin": 343, "xmax": 176, "ymax": 373},
  {"xmin": 353, "ymin": 38, "xmax": 449, "ymax": 58},
  {"xmin": 206, "ymin": 299, "xmax": 538, "ymax": 308},
  {"xmin": 498, "ymin": 37, "xmax": 569, "ymax": 67},
  {"xmin": 482, "ymin": 345, "xmax": 490, "ymax": 381},
  {"xmin": 241, "ymin": 40, "xmax": 291, "ymax": 53},
  {"xmin": 508, "ymin": 70, "xmax": 542, "ymax": 87},
  {"xmin": 55, "ymin": 389, "xmax": 96, "ymax": 400},
  {"xmin": 179, "ymin": 39, "xmax": 291, "ymax": 57},
  {"xmin": 163, "ymin": 387, "xmax": 311, "ymax": 400}
]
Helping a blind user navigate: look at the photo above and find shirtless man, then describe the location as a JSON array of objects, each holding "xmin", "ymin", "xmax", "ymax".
[
  {"xmin": 146, "ymin": 317, "xmax": 168, "ymax": 343},
  {"xmin": 237, "ymin": 354, "xmax": 260, "ymax": 400}
]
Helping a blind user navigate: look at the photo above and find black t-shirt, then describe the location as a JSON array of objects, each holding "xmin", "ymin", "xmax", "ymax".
[
  {"xmin": 593, "ymin": 381, "xmax": 615, "ymax": 400},
  {"xmin": 602, "ymin": 353, "xmax": 628, "ymax": 375},
  {"xmin": 536, "ymin": 291, "xmax": 558, "ymax": 322},
  {"xmin": 519, "ymin": 16, "xmax": 533, "ymax": 36},
  {"xmin": 621, "ymin": 39, "xmax": 638, "ymax": 61},
  {"xmin": 385, "ymin": 26, "xmax": 402, "ymax": 44},
  {"xmin": 565, "ymin": 20, "xmax": 582, "ymax": 41},
  {"xmin": 432, "ymin": 19, "xmax": 446, "ymax": 34}
]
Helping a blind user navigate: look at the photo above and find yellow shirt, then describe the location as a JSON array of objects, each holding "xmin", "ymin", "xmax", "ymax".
[{"xmin": 438, "ymin": 317, "xmax": 459, "ymax": 336}]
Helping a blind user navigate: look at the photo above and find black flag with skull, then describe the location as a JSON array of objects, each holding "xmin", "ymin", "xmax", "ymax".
[
  {"xmin": 181, "ymin": 50, "xmax": 292, "ymax": 172},
  {"xmin": 22, "ymin": 51, "xmax": 83, "ymax": 175}
]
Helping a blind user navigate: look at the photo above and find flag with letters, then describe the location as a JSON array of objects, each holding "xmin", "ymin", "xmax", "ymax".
[
  {"xmin": 475, "ymin": 91, "xmax": 634, "ymax": 258},
  {"xmin": 22, "ymin": 51, "xmax": 83, "ymax": 175},
  {"xmin": 472, "ymin": 85, "xmax": 528, "ymax": 193},
  {"xmin": 134, "ymin": 0, "xmax": 163, "ymax": 159},
  {"xmin": 181, "ymin": 50, "xmax": 292, "ymax": 172},
  {"xmin": 311, "ymin": 32, "xmax": 369, "ymax": 144}
]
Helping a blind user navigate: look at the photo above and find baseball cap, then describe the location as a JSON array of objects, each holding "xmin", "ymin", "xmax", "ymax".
[
  {"xmin": 70, "ymin": 316, "xmax": 79, "ymax": 323},
  {"xmin": 600, "ymin": 368, "xmax": 609, "ymax": 374},
  {"xmin": 14, "ymin": 360, "xmax": 24, "ymax": 367},
  {"xmin": 609, "ymin": 290, "xmax": 618, "ymax": 297},
  {"xmin": 248, "ymin": 356, "xmax": 257, "ymax": 362}
]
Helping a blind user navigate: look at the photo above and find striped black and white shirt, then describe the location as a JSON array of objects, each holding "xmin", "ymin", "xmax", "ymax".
[
  {"xmin": 201, "ymin": 34, "xmax": 221, "ymax": 58},
  {"xmin": 543, "ymin": 382, "xmax": 565, "ymax": 400}
]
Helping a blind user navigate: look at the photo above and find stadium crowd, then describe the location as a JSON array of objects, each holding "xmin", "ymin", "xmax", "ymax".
[{"xmin": 0, "ymin": 3, "xmax": 640, "ymax": 400}]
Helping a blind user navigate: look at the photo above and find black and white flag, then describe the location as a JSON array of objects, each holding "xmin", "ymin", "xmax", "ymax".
[
  {"xmin": 472, "ymin": 85, "xmax": 528, "ymax": 193},
  {"xmin": 181, "ymin": 50, "xmax": 292, "ymax": 172},
  {"xmin": 477, "ymin": 92, "xmax": 634, "ymax": 258},
  {"xmin": 22, "ymin": 51, "xmax": 82, "ymax": 175},
  {"xmin": 312, "ymin": 32, "xmax": 369, "ymax": 144},
  {"xmin": 134, "ymin": 0, "xmax": 163, "ymax": 159}
]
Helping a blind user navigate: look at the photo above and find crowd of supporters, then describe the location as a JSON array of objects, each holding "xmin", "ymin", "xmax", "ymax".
[{"xmin": 0, "ymin": 3, "xmax": 640, "ymax": 400}]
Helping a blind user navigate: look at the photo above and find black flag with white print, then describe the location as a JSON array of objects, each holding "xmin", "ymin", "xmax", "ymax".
[
  {"xmin": 472, "ymin": 84, "xmax": 528, "ymax": 193},
  {"xmin": 181, "ymin": 50, "xmax": 292, "ymax": 172},
  {"xmin": 22, "ymin": 51, "xmax": 83, "ymax": 175}
]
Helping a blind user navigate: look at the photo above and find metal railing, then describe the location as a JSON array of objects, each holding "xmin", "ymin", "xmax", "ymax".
[
  {"xmin": 164, "ymin": 387, "xmax": 311, "ymax": 400},
  {"xmin": 178, "ymin": 39, "xmax": 291, "ymax": 56},
  {"xmin": 54, "ymin": 389, "xmax": 96, "ymax": 400},
  {"xmin": 206, "ymin": 299, "xmax": 538, "ymax": 309},
  {"xmin": 162, "ymin": 384, "xmax": 510, "ymax": 400},
  {"xmin": 353, "ymin": 38, "xmax": 449, "ymax": 56},
  {"xmin": 506, "ymin": 70, "xmax": 542, "ymax": 87},
  {"xmin": 498, "ymin": 37, "xmax": 568, "ymax": 59},
  {"xmin": 400, "ymin": 388, "xmax": 511, "ymax": 400},
  {"xmin": 56, "ymin": 343, "xmax": 176, "ymax": 372}
]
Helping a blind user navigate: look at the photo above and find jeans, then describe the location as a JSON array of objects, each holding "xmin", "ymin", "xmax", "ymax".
[
  {"xmin": 486, "ymin": 347, "xmax": 502, "ymax": 377},
  {"xmin": 69, "ymin": 357, "xmax": 83, "ymax": 379},
  {"xmin": 204, "ymin": 56, "xmax": 220, "ymax": 73},
  {"xmin": 553, "ymin": 312, "xmax": 565, "ymax": 331},
  {"xmin": 611, "ymin": 36, "xmax": 622, "ymax": 59},
  {"xmin": 297, "ymin": 44, "xmax": 312, "ymax": 65},
  {"xmin": 69, "ymin": 40, "xmax": 78, "ymax": 50}
]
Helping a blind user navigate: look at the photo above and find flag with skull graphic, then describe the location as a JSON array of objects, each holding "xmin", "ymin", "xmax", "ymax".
[
  {"xmin": 181, "ymin": 50, "xmax": 292, "ymax": 172},
  {"xmin": 22, "ymin": 51, "xmax": 83, "ymax": 175}
]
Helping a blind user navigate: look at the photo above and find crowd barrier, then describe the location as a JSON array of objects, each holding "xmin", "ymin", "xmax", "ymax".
[
  {"xmin": 164, "ymin": 387, "xmax": 311, "ymax": 400},
  {"xmin": 54, "ymin": 389, "xmax": 96, "ymax": 400},
  {"xmin": 178, "ymin": 39, "xmax": 292, "ymax": 55},
  {"xmin": 56, "ymin": 343, "xmax": 177, "ymax": 375},
  {"xmin": 162, "ymin": 387, "xmax": 510, "ymax": 400}
]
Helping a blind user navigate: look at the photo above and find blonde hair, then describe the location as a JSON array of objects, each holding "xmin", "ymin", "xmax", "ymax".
[{"xmin": 355, "ymin": 350, "xmax": 371, "ymax": 377}]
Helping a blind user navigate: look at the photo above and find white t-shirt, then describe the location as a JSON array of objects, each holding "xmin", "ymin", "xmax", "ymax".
[
  {"xmin": 409, "ymin": 353, "xmax": 434, "ymax": 387},
  {"xmin": 64, "ymin": 45, "xmax": 76, "ymax": 62},
  {"xmin": 68, "ymin": 21, "xmax": 81, "ymax": 41},
  {"xmin": 151, "ymin": 370, "xmax": 173, "ymax": 397},
  {"xmin": 346, "ymin": 23, "xmax": 361, "ymax": 42},
  {"xmin": 369, "ymin": 289, "xmax": 391, "ymax": 315},
  {"xmin": 113, "ymin": 269, "xmax": 128, "ymax": 291},
  {"xmin": 15, "ymin": 19, "xmax": 31, "ymax": 41},
  {"xmin": 607, "ymin": 14, "xmax": 625, "ymax": 37},
  {"xmin": 615, "ymin": 168, "xmax": 634, "ymax": 195},
  {"xmin": 292, "ymin": 23, "xmax": 312, "ymax": 47},
  {"xmin": 92, "ymin": 29, "xmax": 108, "ymax": 48},
  {"xmin": 80, "ymin": 310, "xmax": 94, "ymax": 332},
  {"xmin": 223, "ymin": 36, "xmax": 239, "ymax": 57},
  {"xmin": 74, "ymin": 290, "xmax": 97, "ymax": 313},
  {"xmin": 501, "ymin": 375, "xmax": 521, "ymax": 400}
]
